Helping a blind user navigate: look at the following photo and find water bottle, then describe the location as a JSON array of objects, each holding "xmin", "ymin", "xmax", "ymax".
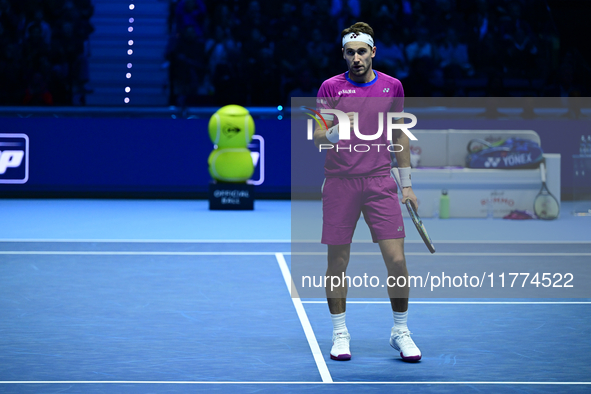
[
  {"xmin": 580, "ymin": 135, "xmax": 587, "ymax": 155},
  {"xmin": 439, "ymin": 189, "xmax": 450, "ymax": 219}
]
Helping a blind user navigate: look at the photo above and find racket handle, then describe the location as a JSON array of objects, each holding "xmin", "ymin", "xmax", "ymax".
[{"xmin": 540, "ymin": 162, "xmax": 546, "ymax": 183}]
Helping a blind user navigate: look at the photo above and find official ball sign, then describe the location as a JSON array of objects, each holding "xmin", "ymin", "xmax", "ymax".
[
  {"xmin": 0, "ymin": 134, "xmax": 29, "ymax": 184},
  {"xmin": 209, "ymin": 182, "xmax": 254, "ymax": 210}
]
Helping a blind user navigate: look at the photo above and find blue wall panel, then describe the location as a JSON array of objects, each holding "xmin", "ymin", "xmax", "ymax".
[{"xmin": 0, "ymin": 117, "xmax": 290, "ymax": 196}]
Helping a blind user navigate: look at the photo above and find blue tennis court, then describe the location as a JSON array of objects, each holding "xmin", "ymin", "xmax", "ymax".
[{"xmin": 1, "ymin": 199, "xmax": 590, "ymax": 393}]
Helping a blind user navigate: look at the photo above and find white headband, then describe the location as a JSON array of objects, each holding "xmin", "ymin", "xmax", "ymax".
[{"xmin": 342, "ymin": 32, "xmax": 374, "ymax": 48}]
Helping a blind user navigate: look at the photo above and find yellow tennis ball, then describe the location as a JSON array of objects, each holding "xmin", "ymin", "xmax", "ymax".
[
  {"xmin": 208, "ymin": 148, "xmax": 254, "ymax": 182},
  {"xmin": 208, "ymin": 105, "xmax": 255, "ymax": 148}
]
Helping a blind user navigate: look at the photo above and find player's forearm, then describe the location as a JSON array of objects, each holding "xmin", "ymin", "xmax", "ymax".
[
  {"xmin": 314, "ymin": 129, "xmax": 331, "ymax": 147},
  {"xmin": 313, "ymin": 120, "xmax": 335, "ymax": 148},
  {"xmin": 394, "ymin": 132, "xmax": 411, "ymax": 168}
]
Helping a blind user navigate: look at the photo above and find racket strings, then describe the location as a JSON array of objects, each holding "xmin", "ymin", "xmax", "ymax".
[{"xmin": 534, "ymin": 194, "xmax": 559, "ymax": 219}]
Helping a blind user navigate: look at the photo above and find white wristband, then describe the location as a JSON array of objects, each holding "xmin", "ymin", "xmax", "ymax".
[
  {"xmin": 399, "ymin": 167, "xmax": 412, "ymax": 187},
  {"xmin": 326, "ymin": 125, "xmax": 340, "ymax": 143}
]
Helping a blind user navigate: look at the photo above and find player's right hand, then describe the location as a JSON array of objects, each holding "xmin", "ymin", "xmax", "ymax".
[{"xmin": 402, "ymin": 187, "xmax": 418, "ymax": 209}]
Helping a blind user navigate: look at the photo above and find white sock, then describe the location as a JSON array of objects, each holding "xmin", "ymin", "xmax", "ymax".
[
  {"xmin": 393, "ymin": 310, "xmax": 409, "ymax": 332},
  {"xmin": 331, "ymin": 312, "xmax": 347, "ymax": 334}
]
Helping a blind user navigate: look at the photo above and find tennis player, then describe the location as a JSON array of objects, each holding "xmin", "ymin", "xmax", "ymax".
[{"xmin": 313, "ymin": 22, "xmax": 421, "ymax": 362}]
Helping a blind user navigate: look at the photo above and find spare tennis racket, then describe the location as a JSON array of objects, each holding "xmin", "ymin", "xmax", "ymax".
[
  {"xmin": 534, "ymin": 162, "xmax": 559, "ymax": 220},
  {"xmin": 405, "ymin": 200, "xmax": 436, "ymax": 253}
]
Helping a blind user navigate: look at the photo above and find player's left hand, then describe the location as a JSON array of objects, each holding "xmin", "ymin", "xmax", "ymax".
[{"xmin": 401, "ymin": 186, "xmax": 418, "ymax": 208}]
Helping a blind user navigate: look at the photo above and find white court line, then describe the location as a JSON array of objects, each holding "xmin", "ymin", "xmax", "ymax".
[
  {"xmin": 275, "ymin": 253, "xmax": 332, "ymax": 383},
  {"xmin": 0, "ymin": 251, "xmax": 280, "ymax": 256},
  {"xmin": 0, "ymin": 381, "xmax": 589, "ymax": 385},
  {"xmin": 413, "ymin": 240, "xmax": 591, "ymax": 244},
  {"xmin": 2, "ymin": 252, "xmax": 588, "ymax": 257},
  {"xmin": 301, "ymin": 301, "xmax": 591, "ymax": 305},
  {"xmin": 293, "ymin": 252, "xmax": 591, "ymax": 256},
  {"xmin": 292, "ymin": 240, "xmax": 591, "ymax": 244},
  {"xmin": 0, "ymin": 239, "xmax": 292, "ymax": 243}
]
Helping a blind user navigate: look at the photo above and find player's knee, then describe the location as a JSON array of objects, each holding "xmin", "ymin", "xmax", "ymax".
[
  {"xmin": 386, "ymin": 255, "xmax": 406, "ymax": 271},
  {"xmin": 327, "ymin": 256, "xmax": 348, "ymax": 275}
]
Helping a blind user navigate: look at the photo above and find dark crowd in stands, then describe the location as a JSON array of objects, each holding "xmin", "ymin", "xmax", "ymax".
[
  {"xmin": 0, "ymin": 0, "xmax": 94, "ymax": 105},
  {"xmin": 165, "ymin": 0, "xmax": 589, "ymax": 107},
  {"xmin": 0, "ymin": 0, "xmax": 588, "ymax": 107}
]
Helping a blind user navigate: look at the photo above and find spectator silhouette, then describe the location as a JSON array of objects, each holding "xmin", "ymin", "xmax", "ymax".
[
  {"xmin": 405, "ymin": 28, "xmax": 433, "ymax": 64},
  {"xmin": 23, "ymin": 72, "xmax": 53, "ymax": 105},
  {"xmin": 0, "ymin": 43, "xmax": 23, "ymax": 104},
  {"xmin": 166, "ymin": 26, "xmax": 206, "ymax": 106},
  {"xmin": 175, "ymin": 0, "xmax": 206, "ymax": 38},
  {"xmin": 375, "ymin": 30, "xmax": 407, "ymax": 79},
  {"xmin": 437, "ymin": 28, "xmax": 473, "ymax": 78}
]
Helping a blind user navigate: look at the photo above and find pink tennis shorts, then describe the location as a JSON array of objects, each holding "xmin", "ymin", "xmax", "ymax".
[{"xmin": 321, "ymin": 176, "xmax": 405, "ymax": 245}]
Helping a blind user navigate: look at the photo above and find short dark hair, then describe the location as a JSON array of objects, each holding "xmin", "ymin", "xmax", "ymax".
[{"xmin": 341, "ymin": 22, "xmax": 375, "ymax": 48}]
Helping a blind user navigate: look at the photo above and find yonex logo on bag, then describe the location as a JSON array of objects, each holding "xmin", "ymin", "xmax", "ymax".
[
  {"xmin": 0, "ymin": 134, "xmax": 29, "ymax": 184},
  {"xmin": 502, "ymin": 153, "xmax": 533, "ymax": 167},
  {"xmin": 467, "ymin": 138, "xmax": 542, "ymax": 169},
  {"xmin": 484, "ymin": 157, "xmax": 501, "ymax": 168}
]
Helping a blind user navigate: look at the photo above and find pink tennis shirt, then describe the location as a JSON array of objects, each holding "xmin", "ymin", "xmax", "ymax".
[{"xmin": 317, "ymin": 70, "xmax": 404, "ymax": 177}]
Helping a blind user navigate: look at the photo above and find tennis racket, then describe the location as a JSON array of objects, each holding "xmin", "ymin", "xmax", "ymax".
[
  {"xmin": 405, "ymin": 199, "xmax": 436, "ymax": 254},
  {"xmin": 534, "ymin": 162, "xmax": 559, "ymax": 220},
  {"xmin": 391, "ymin": 168, "xmax": 436, "ymax": 253}
]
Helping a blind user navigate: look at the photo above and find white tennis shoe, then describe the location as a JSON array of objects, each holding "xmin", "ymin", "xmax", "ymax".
[
  {"xmin": 330, "ymin": 331, "xmax": 351, "ymax": 361},
  {"xmin": 390, "ymin": 329, "xmax": 422, "ymax": 361}
]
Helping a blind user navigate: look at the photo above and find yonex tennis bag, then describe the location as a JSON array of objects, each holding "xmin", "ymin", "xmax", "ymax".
[{"xmin": 466, "ymin": 138, "xmax": 543, "ymax": 169}]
